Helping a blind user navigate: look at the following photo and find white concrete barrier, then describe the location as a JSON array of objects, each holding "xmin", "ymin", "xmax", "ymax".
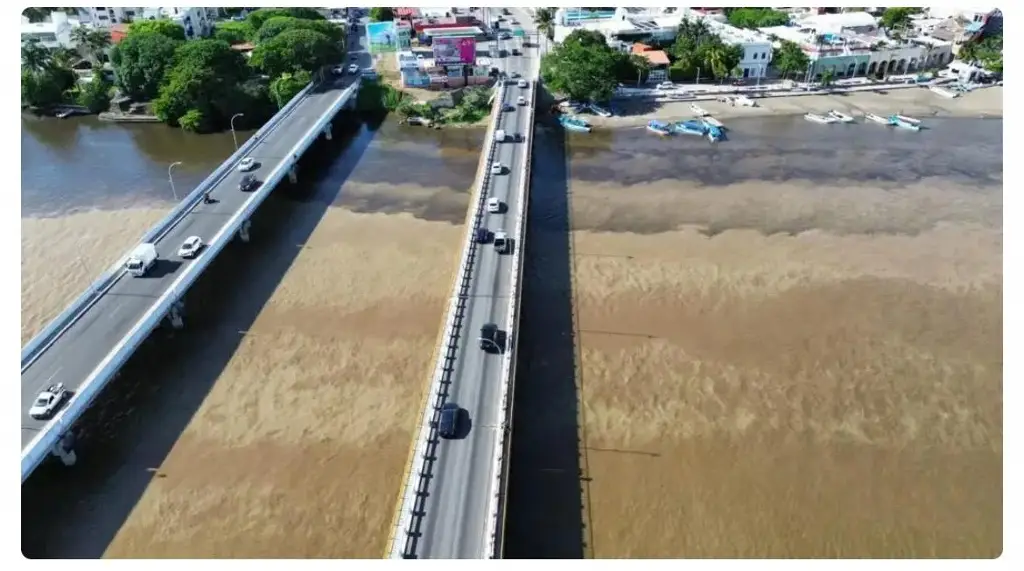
[{"xmin": 385, "ymin": 81, "xmax": 509, "ymax": 559}]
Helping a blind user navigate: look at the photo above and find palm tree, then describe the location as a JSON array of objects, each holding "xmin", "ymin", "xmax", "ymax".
[
  {"xmin": 50, "ymin": 46, "xmax": 78, "ymax": 69},
  {"xmin": 534, "ymin": 8, "xmax": 556, "ymax": 41},
  {"xmin": 71, "ymin": 27, "xmax": 110, "ymax": 65},
  {"xmin": 87, "ymin": 29, "xmax": 111, "ymax": 64},
  {"xmin": 21, "ymin": 39, "xmax": 51, "ymax": 72}
]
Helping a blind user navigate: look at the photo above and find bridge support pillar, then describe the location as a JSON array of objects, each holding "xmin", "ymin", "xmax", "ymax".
[
  {"xmin": 238, "ymin": 219, "xmax": 252, "ymax": 243},
  {"xmin": 323, "ymin": 123, "xmax": 333, "ymax": 141},
  {"xmin": 51, "ymin": 432, "xmax": 77, "ymax": 466},
  {"xmin": 168, "ymin": 300, "xmax": 185, "ymax": 329},
  {"xmin": 288, "ymin": 165, "xmax": 298, "ymax": 184}
]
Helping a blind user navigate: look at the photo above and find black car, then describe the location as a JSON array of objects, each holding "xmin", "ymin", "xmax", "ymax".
[
  {"xmin": 511, "ymin": 48, "xmax": 521, "ymax": 56},
  {"xmin": 438, "ymin": 402, "xmax": 460, "ymax": 439},
  {"xmin": 512, "ymin": 133, "xmax": 524, "ymax": 143},
  {"xmin": 239, "ymin": 174, "xmax": 258, "ymax": 192},
  {"xmin": 502, "ymin": 104, "xmax": 515, "ymax": 112},
  {"xmin": 479, "ymin": 322, "xmax": 500, "ymax": 352},
  {"xmin": 475, "ymin": 227, "xmax": 491, "ymax": 243}
]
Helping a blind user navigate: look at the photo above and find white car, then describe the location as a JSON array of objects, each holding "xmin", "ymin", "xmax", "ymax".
[
  {"xmin": 656, "ymin": 81, "xmax": 675, "ymax": 90},
  {"xmin": 517, "ymin": 95, "xmax": 526, "ymax": 105},
  {"xmin": 517, "ymin": 79, "xmax": 528, "ymax": 88},
  {"xmin": 348, "ymin": 64, "xmax": 359, "ymax": 74},
  {"xmin": 490, "ymin": 161, "xmax": 503, "ymax": 175},
  {"xmin": 237, "ymin": 157, "xmax": 256, "ymax": 172},
  {"xmin": 29, "ymin": 383, "xmax": 70, "ymax": 419},
  {"xmin": 178, "ymin": 235, "xmax": 204, "ymax": 258},
  {"xmin": 487, "ymin": 197, "xmax": 503, "ymax": 213},
  {"xmin": 493, "ymin": 231, "xmax": 510, "ymax": 254}
]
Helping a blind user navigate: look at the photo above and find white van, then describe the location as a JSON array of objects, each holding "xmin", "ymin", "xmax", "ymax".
[
  {"xmin": 495, "ymin": 129, "xmax": 507, "ymax": 142},
  {"xmin": 490, "ymin": 162, "xmax": 503, "ymax": 175},
  {"xmin": 487, "ymin": 197, "xmax": 503, "ymax": 213}
]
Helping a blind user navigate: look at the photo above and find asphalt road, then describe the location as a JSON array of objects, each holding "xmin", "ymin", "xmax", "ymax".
[
  {"xmin": 21, "ymin": 27, "xmax": 371, "ymax": 452},
  {"xmin": 415, "ymin": 9, "xmax": 538, "ymax": 559}
]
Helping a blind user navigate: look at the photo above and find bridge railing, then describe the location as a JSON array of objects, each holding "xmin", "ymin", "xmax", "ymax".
[
  {"xmin": 484, "ymin": 67, "xmax": 540, "ymax": 559},
  {"xmin": 21, "ymin": 80, "xmax": 360, "ymax": 483},
  {"xmin": 385, "ymin": 81, "xmax": 508, "ymax": 559},
  {"xmin": 20, "ymin": 75, "xmax": 325, "ymax": 372}
]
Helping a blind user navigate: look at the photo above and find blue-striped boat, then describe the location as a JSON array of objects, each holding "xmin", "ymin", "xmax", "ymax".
[
  {"xmin": 647, "ymin": 120, "xmax": 672, "ymax": 136},
  {"xmin": 559, "ymin": 115, "xmax": 593, "ymax": 133}
]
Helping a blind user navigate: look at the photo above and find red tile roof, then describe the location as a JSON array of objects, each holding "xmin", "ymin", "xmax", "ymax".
[{"xmin": 639, "ymin": 50, "xmax": 670, "ymax": 66}]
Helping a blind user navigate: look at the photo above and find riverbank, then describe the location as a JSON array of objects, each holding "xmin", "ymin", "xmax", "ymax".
[{"xmin": 589, "ymin": 85, "xmax": 1002, "ymax": 128}]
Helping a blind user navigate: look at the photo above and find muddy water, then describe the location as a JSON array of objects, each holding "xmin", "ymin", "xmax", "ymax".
[{"xmin": 505, "ymin": 113, "xmax": 1002, "ymax": 558}]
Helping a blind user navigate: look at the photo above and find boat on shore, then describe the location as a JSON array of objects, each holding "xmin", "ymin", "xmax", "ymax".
[
  {"xmin": 647, "ymin": 120, "xmax": 672, "ymax": 136},
  {"xmin": 702, "ymin": 116, "xmax": 724, "ymax": 129},
  {"xmin": 672, "ymin": 119, "xmax": 706, "ymax": 136},
  {"xmin": 734, "ymin": 95, "xmax": 756, "ymax": 107},
  {"xmin": 893, "ymin": 114, "xmax": 921, "ymax": 126},
  {"xmin": 891, "ymin": 117, "xmax": 920, "ymax": 131},
  {"xmin": 690, "ymin": 103, "xmax": 710, "ymax": 117},
  {"xmin": 805, "ymin": 113, "xmax": 837, "ymax": 124},
  {"xmin": 827, "ymin": 109, "xmax": 855, "ymax": 123},
  {"xmin": 587, "ymin": 103, "xmax": 613, "ymax": 117},
  {"xmin": 705, "ymin": 124, "xmax": 723, "ymax": 142},
  {"xmin": 559, "ymin": 114, "xmax": 592, "ymax": 133},
  {"xmin": 864, "ymin": 113, "xmax": 894, "ymax": 125}
]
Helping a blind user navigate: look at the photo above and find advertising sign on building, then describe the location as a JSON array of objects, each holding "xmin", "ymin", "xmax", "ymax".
[
  {"xmin": 397, "ymin": 24, "xmax": 412, "ymax": 50},
  {"xmin": 431, "ymin": 36, "xmax": 476, "ymax": 65},
  {"xmin": 366, "ymin": 21, "xmax": 398, "ymax": 54}
]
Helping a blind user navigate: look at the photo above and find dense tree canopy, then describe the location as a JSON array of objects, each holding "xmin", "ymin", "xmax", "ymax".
[
  {"xmin": 21, "ymin": 39, "xmax": 78, "ymax": 108},
  {"xmin": 77, "ymin": 76, "xmax": 113, "ymax": 113},
  {"xmin": 771, "ymin": 40, "xmax": 811, "ymax": 79},
  {"xmin": 725, "ymin": 8, "xmax": 790, "ymax": 29},
  {"xmin": 270, "ymin": 70, "xmax": 313, "ymax": 108},
  {"xmin": 212, "ymin": 21, "xmax": 254, "ymax": 45},
  {"xmin": 250, "ymin": 28, "xmax": 343, "ymax": 78},
  {"xmin": 540, "ymin": 29, "xmax": 619, "ymax": 103},
  {"xmin": 960, "ymin": 32, "xmax": 1002, "ymax": 73},
  {"xmin": 111, "ymin": 31, "xmax": 181, "ymax": 100},
  {"xmin": 255, "ymin": 16, "xmax": 345, "ymax": 44},
  {"xmin": 880, "ymin": 7, "xmax": 921, "ymax": 32},
  {"xmin": 153, "ymin": 39, "xmax": 250, "ymax": 132},
  {"xmin": 127, "ymin": 19, "xmax": 187, "ymax": 42},
  {"xmin": 246, "ymin": 7, "xmax": 324, "ymax": 31},
  {"xmin": 369, "ymin": 7, "xmax": 395, "ymax": 22},
  {"xmin": 669, "ymin": 18, "xmax": 744, "ymax": 81}
]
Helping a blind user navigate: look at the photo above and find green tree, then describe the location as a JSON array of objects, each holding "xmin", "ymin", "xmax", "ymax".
[
  {"xmin": 128, "ymin": 19, "xmax": 186, "ymax": 42},
  {"xmin": 771, "ymin": 40, "xmax": 810, "ymax": 79},
  {"xmin": 369, "ymin": 7, "xmax": 395, "ymax": 22},
  {"xmin": 820, "ymin": 68, "xmax": 835, "ymax": 87},
  {"xmin": 960, "ymin": 33, "xmax": 1002, "ymax": 73},
  {"xmin": 540, "ymin": 29, "xmax": 619, "ymax": 103},
  {"xmin": 77, "ymin": 76, "xmax": 113, "ymax": 113},
  {"xmin": 255, "ymin": 16, "xmax": 345, "ymax": 44},
  {"xmin": 880, "ymin": 7, "xmax": 919, "ymax": 33},
  {"xmin": 21, "ymin": 65, "xmax": 76, "ymax": 108},
  {"xmin": 21, "ymin": 39, "xmax": 51, "ymax": 72},
  {"xmin": 110, "ymin": 31, "xmax": 181, "ymax": 100},
  {"xmin": 178, "ymin": 108, "xmax": 207, "ymax": 133},
  {"xmin": 614, "ymin": 52, "xmax": 650, "ymax": 85},
  {"xmin": 250, "ymin": 28, "xmax": 343, "ymax": 78},
  {"xmin": 153, "ymin": 39, "xmax": 250, "ymax": 128},
  {"xmin": 534, "ymin": 8, "xmax": 556, "ymax": 41},
  {"xmin": 726, "ymin": 8, "xmax": 790, "ymax": 29},
  {"xmin": 50, "ymin": 47, "xmax": 78, "ymax": 69},
  {"xmin": 246, "ymin": 7, "xmax": 324, "ymax": 31},
  {"xmin": 213, "ymin": 21, "xmax": 254, "ymax": 45},
  {"xmin": 269, "ymin": 69, "xmax": 312, "ymax": 108}
]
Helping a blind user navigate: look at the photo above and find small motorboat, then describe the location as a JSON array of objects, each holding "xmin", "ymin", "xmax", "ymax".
[
  {"xmin": 929, "ymin": 85, "xmax": 960, "ymax": 98},
  {"xmin": 558, "ymin": 114, "xmax": 592, "ymax": 133},
  {"xmin": 864, "ymin": 113, "xmax": 894, "ymax": 125},
  {"xmin": 672, "ymin": 119, "xmax": 706, "ymax": 136},
  {"xmin": 827, "ymin": 109, "xmax": 855, "ymax": 123},
  {"xmin": 705, "ymin": 124, "xmax": 723, "ymax": 142},
  {"xmin": 702, "ymin": 116, "xmax": 725, "ymax": 129},
  {"xmin": 647, "ymin": 120, "xmax": 672, "ymax": 136},
  {"xmin": 891, "ymin": 117, "xmax": 921, "ymax": 132},
  {"xmin": 690, "ymin": 103, "xmax": 710, "ymax": 117},
  {"xmin": 805, "ymin": 113, "xmax": 837, "ymax": 124},
  {"xmin": 893, "ymin": 114, "xmax": 921, "ymax": 126},
  {"xmin": 734, "ymin": 95, "xmax": 756, "ymax": 107},
  {"xmin": 587, "ymin": 103, "xmax": 613, "ymax": 117}
]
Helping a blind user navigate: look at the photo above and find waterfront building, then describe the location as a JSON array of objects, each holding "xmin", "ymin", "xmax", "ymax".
[{"xmin": 20, "ymin": 11, "xmax": 77, "ymax": 50}]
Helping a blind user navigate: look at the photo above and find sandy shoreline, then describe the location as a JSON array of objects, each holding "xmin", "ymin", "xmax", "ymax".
[{"xmin": 591, "ymin": 86, "xmax": 1002, "ymax": 128}]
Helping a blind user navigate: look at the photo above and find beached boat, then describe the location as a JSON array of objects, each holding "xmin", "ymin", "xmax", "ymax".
[
  {"xmin": 805, "ymin": 113, "xmax": 837, "ymax": 124},
  {"xmin": 893, "ymin": 114, "xmax": 921, "ymax": 126},
  {"xmin": 864, "ymin": 113, "xmax": 894, "ymax": 125},
  {"xmin": 690, "ymin": 103, "xmax": 710, "ymax": 117},
  {"xmin": 647, "ymin": 120, "xmax": 672, "ymax": 136},
  {"xmin": 672, "ymin": 119, "xmax": 706, "ymax": 136},
  {"xmin": 587, "ymin": 103, "xmax": 613, "ymax": 117},
  {"xmin": 929, "ymin": 85, "xmax": 960, "ymax": 98},
  {"xmin": 891, "ymin": 118, "xmax": 920, "ymax": 132},
  {"xmin": 56, "ymin": 110, "xmax": 74, "ymax": 119},
  {"xmin": 705, "ymin": 124, "xmax": 723, "ymax": 142},
  {"xmin": 827, "ymin": 109, "xmax": 855, "ymax": 123},
  {"xmin": 734, "ymin": 95, "xmax": 756, "ymax": 107},
  {"xmin": 559, "ymin": 115, "xmax": 592, "ymax": 133},
  {"xmin": 702, "ymin": 116, "xmax": 724, "ymax": 129}
]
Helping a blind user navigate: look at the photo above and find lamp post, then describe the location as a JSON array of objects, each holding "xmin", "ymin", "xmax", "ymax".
[
  {"xmin": 230, "ymin": 113, "xmax": 244, "ymax": 150},
  {"xmin": 168, "ymin": 161, "xmax": 182, "ymax": 201}
]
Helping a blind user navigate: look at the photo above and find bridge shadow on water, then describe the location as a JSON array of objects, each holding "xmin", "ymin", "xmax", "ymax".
[
  {"xmin": 20, "ymin": 111, "xmax": 385, "ymax": 559},
  {"xmin": 502, "ymin": 84, "xmax": 590, "ymax": 559}
]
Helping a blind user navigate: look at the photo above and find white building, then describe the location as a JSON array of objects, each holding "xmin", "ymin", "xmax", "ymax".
[
  {"xmin": 552, "ymin": 7, "xmax": 685, "ymax": 51},
  {"xmin": 797, "ymin": 11, "xmax": 881, "ymax": 36},
  {"xmin": 77, "ymin": 7, "xmax": 147, "ymax": 27},
  {"xmin": 137, "ymin": 7, "xmax": 217, "ymax": 39},
  {"xmin": 20, "ymin": 11, "xmax": 76, "ymax": 49},
  {"xmin": 704, "ymin": 19, "xmax": 773, "ymax": 79}
]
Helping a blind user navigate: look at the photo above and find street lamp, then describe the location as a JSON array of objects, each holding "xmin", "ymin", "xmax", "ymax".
[
  {"xmin": 168, "ymin": 161, "xmax": 182, "ymax": 201},
  {"xmin": 230, "ymin": 113, "xmax": 244, "ymax": 151}
]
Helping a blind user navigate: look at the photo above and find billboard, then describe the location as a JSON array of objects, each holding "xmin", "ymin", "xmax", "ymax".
[
  {"xmin": 432, "ymin": 36, "xmax": 476, "ymax": 66},
  {"xmin": 366, "ymin": 21, "xmax": 398, "ymax": 54}
]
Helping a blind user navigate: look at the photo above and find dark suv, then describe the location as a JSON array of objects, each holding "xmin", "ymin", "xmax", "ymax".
[
  {"xmin": 475, "ymin": 227, "xmax": 491, "ymax": 244},
  {"xmin": 239, "ymin": 174, "xmax": 258, "ymax": 192},
  {"xmin": 438, "ymin": 402, "xmax": 460, "ymax": 439},
  {"xmin": 479, "ymin": 322, "xmax": 500, "ymax": 353}
]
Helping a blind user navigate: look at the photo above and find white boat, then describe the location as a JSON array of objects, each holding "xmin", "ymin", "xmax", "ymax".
[
  {"xmin": 690, "ymin": 103, "xmax": 710, "ymax": 116},
  {"xmin": 804, "ymin": 113, "xmax": 837, "ymax": 124},
  {"xmin": 864, "ymin": 113, "xmax": 893, "ymax": 125},
  {"xmin": 894, "ymin": 114, "xmax": 921, "ymax": 126},
  {"xmin": 734, "ymin": 95, "xmax": 756, "ymax": 107},
  {"xmin": 929, "ymin": 85, "xmax": 960, "ymax": 98},
  {"xmin": 702, "ymin": 116, "xmax": 724, "ymax": 129},
  {"xmin": 827, "ymin": 109, "xmax": 855, "ymax": 123}
]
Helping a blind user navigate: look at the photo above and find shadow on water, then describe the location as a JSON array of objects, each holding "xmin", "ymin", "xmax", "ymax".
[
  {"xmin": 20, "ymin": 111, "xmax": 384, "ymax": 559},
  {"xmin": 503, "ymin": 83, "xmax": 590, "ymax": 559}
]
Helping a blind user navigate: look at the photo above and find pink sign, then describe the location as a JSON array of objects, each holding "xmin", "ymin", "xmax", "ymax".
[{"xmin": 432, "ymin": 36, "xmax": 477, "ymax": 65}]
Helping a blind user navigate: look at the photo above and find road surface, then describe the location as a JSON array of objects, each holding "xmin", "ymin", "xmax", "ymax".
[
  {"xmin": 21, "ymin": 28, "xmax": 372, "ymax": 453},
  {"xmin": 414, "ymin": 8, "xmax": 538, "ymax": 559}
]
